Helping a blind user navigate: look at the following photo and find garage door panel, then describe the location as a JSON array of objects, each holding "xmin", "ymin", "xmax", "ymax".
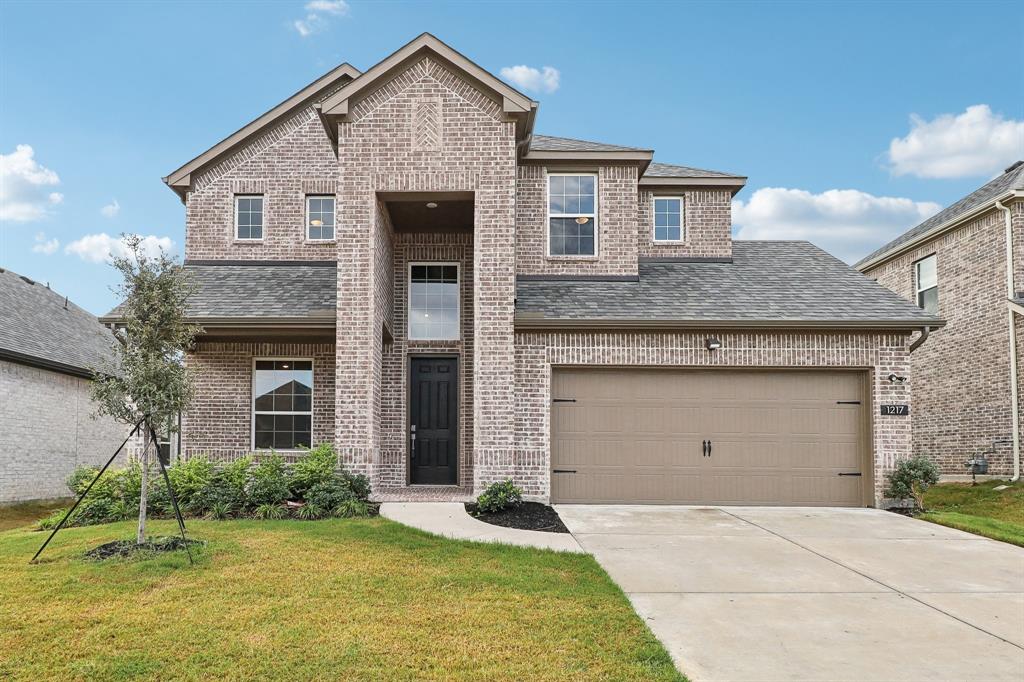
[{"xmin": 551, "ymin": 369, "xmax": 867, "ymax": 506}]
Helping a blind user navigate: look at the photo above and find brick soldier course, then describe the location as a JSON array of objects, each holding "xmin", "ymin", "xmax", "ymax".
[{"xmin": 103, "ymin": 34, "xmax": 942, "ymax": 507}]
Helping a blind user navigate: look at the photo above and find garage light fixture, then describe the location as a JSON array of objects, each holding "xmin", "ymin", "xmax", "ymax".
[
  {"xmin": 426, "ymin": 202, "xmax": 438, "ymax": 209},
  {"xmin": 705, "ymin": 337, "xmax": 722, "ymax": 351},
  {"xmin": 887, "ymin": 374, "xmax": 908, "ymax": 384}
]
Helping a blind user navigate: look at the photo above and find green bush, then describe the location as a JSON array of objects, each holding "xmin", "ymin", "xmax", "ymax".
[
  {"xmin": 289, "ymin": 443, "xmax": 337, "ymax": 499},
  {"xmin": 295, "ymin": 503, "xmax": 325, "ymax": 520},
  {"xmin": 333, "ymin": 498, "xmax": 370, "ymax": 518},
  {"xmin": 254, "ymin": 503, "xmax": 286, "ymax": 520},
  {"xmin": 305, "ymin": 475, "xmax": 356, "ymax": 511},
  {"xmin": 206, "ymin": 500, "xmax": 233, "ymax": 520},
  {"xmin": 66, "ymin": 466, "xmax": 100, "ymax": 495},
  {"xmin": 247, "ymin": 454, "xmax": 290, "ymax": 506},
  {"xmin": 885, "ymin": 455, "xmax": 940, "ymax": 510},
  {"xmin": 476, "ymin": 479, "xmax": 522, "ymax": 514}
]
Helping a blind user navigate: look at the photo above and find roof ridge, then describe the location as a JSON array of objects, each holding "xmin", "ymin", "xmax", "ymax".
[{"xmin": 532, "ymin": 133, "xmax": 649, "ymax": 151}]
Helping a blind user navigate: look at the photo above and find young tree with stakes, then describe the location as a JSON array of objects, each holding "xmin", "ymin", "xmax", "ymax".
[{"xmin": 91, "ymin": 235, "xmax": 201, "ymax": 544}]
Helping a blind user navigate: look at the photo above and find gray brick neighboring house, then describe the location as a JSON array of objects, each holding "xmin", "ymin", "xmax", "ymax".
[
  {"xmin": 103, "ymin": 34, "xmax": 942, "ymax": 507},
  {"xmin": 0, "ymin": 268, "xmax": 128, "ymax": 503},
  {"xmin": 857, "ymin": 162, "xmax": 1024, "ymax": 479}
]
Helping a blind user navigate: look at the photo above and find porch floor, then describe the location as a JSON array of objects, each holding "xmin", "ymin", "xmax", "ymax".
[{"xmin": 372, "ymin": 486, "xmax": 475, "ymax": 503}]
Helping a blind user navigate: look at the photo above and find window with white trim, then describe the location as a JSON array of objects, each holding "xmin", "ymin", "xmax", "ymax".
[
  {"xmin": 306, "ymin": 195, "xmax": 335, "ymax": 241},
  {"xmin": 915, "ymin": 255, "xmax": 938, "ymax": 315},
  {"xmin": 235, "ymin": 195, "xmax": 264, "ymax": 240},
  {"xmin": 408, "ymin": 264, "xmax": 459, "ymax": 340},
  {"xmin": 653, "ymin": 196, "xmax": 683, "ymax": 242},
  {"xmin": 253, "ymin": 359, "xmax": 312, "ymax": 450},
  {"xmin": 548, "ymin": 173, "xmax": 597, "ymax": 256}
]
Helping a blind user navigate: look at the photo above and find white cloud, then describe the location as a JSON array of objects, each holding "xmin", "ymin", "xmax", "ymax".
[
  {"xmin": 293, "ymin": 0, "xmax": 348, "ymax": 36},
  {"xmin": 31, "ymin": 231, "xmax": 59, "ymax": 255},
  {"xmin": 499, "ymin": 65, "xmax": 560, "ymax": 94},
  {"xmin": 886, "ymin": 105, "xmax": 1024, "ymax": 179},
  {"xmin": 0, "ymin": 145, "xmax": 62, "ymax": 222},
  {"xmin": 100, "ymin": 199, "xmax": 120, "ymax": 218},
  {"xmin": 65, "ymin": 232, "xmax": 174, "ymax": 264},
  {"xmin": 733, "ymin": 187, "xmax": 941, "ymax": 264}
]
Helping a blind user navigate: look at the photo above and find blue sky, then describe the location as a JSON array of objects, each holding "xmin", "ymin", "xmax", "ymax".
[{"xmin": 1, "ymin": 0, "xmax": 1022, "ymax": 315}]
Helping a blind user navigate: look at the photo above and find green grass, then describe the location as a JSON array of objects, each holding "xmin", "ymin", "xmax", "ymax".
[
  {"xmin": 0, "ymin": 499, "xmax": 73, "ymax": 532},
  {"xmin": 919, "ymin": 480, "xmax": 1024, "ymax": 547},
  {"xmin": 0, "ymin": 517, "xmax": 683, "ymax": 681}
]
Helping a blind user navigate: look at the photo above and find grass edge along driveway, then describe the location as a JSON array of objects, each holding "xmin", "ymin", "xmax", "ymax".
[
  {"xmin": 920, "ymin": 480, "xmax": 1024, "ymax": 547},
  {"xmin": 0, "ymin": 516, "xmax": 684, "ymax": 681}
]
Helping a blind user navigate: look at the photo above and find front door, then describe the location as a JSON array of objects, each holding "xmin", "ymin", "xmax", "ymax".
[{"xmin": 409, "ymin": 356, "xmax": 458, "ymax": 485}]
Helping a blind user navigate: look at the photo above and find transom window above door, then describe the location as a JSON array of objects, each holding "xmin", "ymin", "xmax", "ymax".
[
  {"xmin": 235, "ymin": 195, "xmax": 263, "ymax": 240},
  {"xmin": 252, "ymin": 359, "xmax": 312, "ymax": 450},
  {"xmin": 306, "ymin": 195, "xmax": 335, "ymax": 241},
  {"xmin": 409, "ymin": 264, "xmax": 459, "ymax": 340},
  {"xmin": 653, "ymin": 197, "xmax": 683, "ymax": 242},
  {"xmin": 548, "ymin": 173, "xmax": 597, "ymax": 256}
]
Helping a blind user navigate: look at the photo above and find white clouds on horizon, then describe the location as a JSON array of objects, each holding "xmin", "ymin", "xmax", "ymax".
[
  {"xmin": 31, "ymin": 231, "xmax": 59, "ymax": 255},
  {"xmin": 293, "ymin": 0, "xmax": 348, "ymax": 37},
  {"xmin": 100, "ymin": 199, "xmax": 121, "ymax": 218},
  {"xmin": 733, "ymin": 187, "xmax": 941, "ymax": 264},
  {"xmin": 65, "ymin": 232, "xmax": 175, "ymax": 264},
  {"xmin": 0, "ymin": 145, "xmax": 63, "ymax": 222},
  {"xmin": 886, "ymin": 104, "xmax": 1024, "ymax": 179},
  {"xmin": 499, "ymin": 65, "xmax": 560, "ymax": 94}
]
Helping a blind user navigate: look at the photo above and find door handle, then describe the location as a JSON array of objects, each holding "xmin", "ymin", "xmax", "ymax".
[
  {"xmin": 707, "ymin": 440, "xmax": 712, "ymax": 458},
  {"xmin": 702, "ymin": 440, "xmax": 708, "ymax": 457},
  {"xmin": 410, "ymin": 424, "xmax": 416, "ymax": 459}
]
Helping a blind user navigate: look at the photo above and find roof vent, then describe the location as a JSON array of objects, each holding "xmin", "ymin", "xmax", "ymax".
[{"xmin": 1005, "ymin": 160, "xmax": 1024, "ymax": 174}]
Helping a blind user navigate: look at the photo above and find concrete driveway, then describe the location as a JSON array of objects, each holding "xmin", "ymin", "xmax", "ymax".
[{"xmin": 555, "ymin": 505, "xmax": 1024, "ymax": 682}]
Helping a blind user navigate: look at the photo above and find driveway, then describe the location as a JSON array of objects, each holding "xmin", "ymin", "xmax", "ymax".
[{"xmin": 556, "ymin": 505, "xmax": 1024, "ymax": 682}]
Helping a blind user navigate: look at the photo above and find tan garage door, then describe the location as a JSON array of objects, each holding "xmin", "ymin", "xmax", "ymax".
[{"xmin": 551, "ymin": 369, "xmax": 869, "ymax": 506}]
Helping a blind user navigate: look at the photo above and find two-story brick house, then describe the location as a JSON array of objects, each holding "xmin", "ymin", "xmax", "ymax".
[
  {"xmin": 105, "ymin": 34, "xmax": 942, "ymax": 507},
  {"xmin": 857, "ymin": 162, "xmax": 1023, "ymax": 480}
]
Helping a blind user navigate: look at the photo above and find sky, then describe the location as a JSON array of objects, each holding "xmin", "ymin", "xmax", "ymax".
[{"xmin": 1, "ymin": 0, "xmax": 1022, "ymax": 316}]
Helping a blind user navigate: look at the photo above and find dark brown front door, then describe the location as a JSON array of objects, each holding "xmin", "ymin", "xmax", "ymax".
[{"xmin": 409, "ymin": 357, "xmax": 458, "ymax": 485}]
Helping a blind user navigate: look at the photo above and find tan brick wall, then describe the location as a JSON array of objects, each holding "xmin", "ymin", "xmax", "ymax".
[
  {"xmin": 516, "ymin": 164, "xmax": 640, "ymax": 276},
  {"xmin": 638, "ymin": 189, "xmax": 734, "ymax": 259},
  {"xmin": 865, "ymin": 199, "xmax": 1023, "ymax": 475},
  {"xmin": 183, "ymin": 341, "xmax": 335, "ymax": 461},
  {"xmin": 514, "ymin": 330, "xmax": 913, "ymax": 505}
]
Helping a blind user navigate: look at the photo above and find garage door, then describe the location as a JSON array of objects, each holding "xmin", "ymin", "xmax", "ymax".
[{"xmin": 551, "ymin": 369, "xmax": 868, "ymax": 506}]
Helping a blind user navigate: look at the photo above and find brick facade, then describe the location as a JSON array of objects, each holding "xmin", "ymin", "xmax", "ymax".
[
  {"xmin": 638, "ymin": 189, "xmax": 734, "ymax": 259},
  {"xmin": 1, "ymin": 360, "xmax": 128, "ymax": 502},
  {"xmin": 865, "ymin": 199, "xmax": 1023, "ymax": 476}
]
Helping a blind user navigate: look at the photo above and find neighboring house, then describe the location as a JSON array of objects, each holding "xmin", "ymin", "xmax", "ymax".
[
  {"xmin": 0, "ymin": 268, "xmax": 128, "ymax": 503},
  {"xmin": 857, "ymin": 162, "xmax": 1023, "ymax": 479},
  {"xmin": 103, "ymin": 34, "xmax": 940, "ymax": 507}
]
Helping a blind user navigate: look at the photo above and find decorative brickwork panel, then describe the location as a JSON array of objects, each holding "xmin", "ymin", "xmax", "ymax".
[
  {"xmin": 638, "ymin": 189, "xmax": 734, "ymax": 259},
  {"xmin": 516, "ymin": 164, "xmax": 640, "ymax": 276},
  {"xmin": 866, "ymin": 200, "xmax": 1023, "ymax": 476},
  {"xmin": 412, "ymin": 98, "xmax": 442, "ymax": 152},
  {"xmin": 514, "ymin": 330, "xmax": 913, "ymax": 505},
  {"xmin": 182, "ymin": 342, "xmax": 335, "ymax": 461}
]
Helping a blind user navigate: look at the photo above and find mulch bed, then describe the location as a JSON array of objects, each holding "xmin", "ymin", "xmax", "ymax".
[
  {"xmin": 84, "ymin": 536, "xmax": 205, "ymax": 560},
  {"xmin": 464, "ymin": 502, "xmax": 570, "ymax": 534}
]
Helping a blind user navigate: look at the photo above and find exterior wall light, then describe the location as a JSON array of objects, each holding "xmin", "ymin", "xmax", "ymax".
[
  {"xmin": 425, "ymin": 202, "xmax": 438, "ymax": 209},
  {"xmin": 705, "ymin": 337, "xmax": 722, "ymax": 351},
  {"xmin": 888, "ymin": 374, "xmax": 908, "ymax": 384}
]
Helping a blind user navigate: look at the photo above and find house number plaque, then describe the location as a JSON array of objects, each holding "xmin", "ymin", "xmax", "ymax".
[{"xmin": 879, "ymin": 404, "xmax": 910, "ymax": 416}]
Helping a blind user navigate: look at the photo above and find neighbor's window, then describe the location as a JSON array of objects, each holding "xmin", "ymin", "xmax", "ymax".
[
  {"xmin": 548, "ymin": 173, "xmax": 597, "ymax": 256},
  {"xmin": 306, "ymin": 195, "xmax": 335, "ymax": 241},
  {"xmin": 915, "ymin": 255, "xmax": 938, "ymax": 315},
  {"xmin": 253, "ymin": 359, "xmax": 312, "ymax": 450},
  {"xmin": 235, "ymin": 195, "xmax": 264, "ymax": 240},
  {"xmin": 653, "ymin": 197, "xmax": 683, "ymax": 242},
  {"xmin": 408, "ymin": 264, "xmax": 459, "ymax": 340}
]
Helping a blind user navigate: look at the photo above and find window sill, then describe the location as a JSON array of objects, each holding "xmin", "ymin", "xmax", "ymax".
[
  {"xmin": 304, "ymin": 239, "xmax": 337, "ymax": 245},
  {"xmin": 545, "ymin": 255, "xmax": 600, "ymax": 262},
  {"xmin": 652, "ymin": 240, "xmax": 688, "ymax": 246},
  {"xmin": 234, "ymin": 239, "xmax": 264, "ymax": 244}
]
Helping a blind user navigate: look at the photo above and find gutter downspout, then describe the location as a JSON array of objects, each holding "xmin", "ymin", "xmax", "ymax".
[
  {"xmin": 994, "ymin": 200, "xmax": 1021, "ymax": 482},
  {"xmin": 909, "ymin": 326, "xmax": 930, "ymax": 353}
]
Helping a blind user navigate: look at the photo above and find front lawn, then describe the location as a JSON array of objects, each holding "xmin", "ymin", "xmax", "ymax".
[
  {"xmin": 0, "ymin": 499, "xmax": 72, "ymax": 532},
  {"xmin": 920, "ymin": 480, "xmax": 1024, "ymax": 547},
  {"xmin": 0, "ymin": 518, "xmax": 682, "ymax": 681}
]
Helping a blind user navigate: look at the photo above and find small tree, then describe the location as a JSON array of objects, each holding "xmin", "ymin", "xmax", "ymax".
[
  {"xmin": 91, "ymin": 235, "xmax": 200, "ymax": 544},
  {"xmin": 884, "ymin": 455, "xmax": 940, "ymax": 511}
]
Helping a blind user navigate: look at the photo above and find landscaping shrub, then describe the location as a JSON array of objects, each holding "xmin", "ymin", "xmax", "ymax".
[
  {"xmin": 289, "ymin": 443, "xmax": 337, "ymax": 499},
  {"xmin": 254, "ymin": 503, "xmax": 286, "ymax": 520},
  {"xmin": 334, "ymin": 498, "xmax": 370, "ymax": 518},
  {"xmin": 295, "ymin": 503, "xmax": 326, "ymax": 520},
  {"xmin": 476, "ymin": 479, "xmax": 523, "ymax": 514},
  {"xmin": 885, "ymin": 455, "xmax": 940, "ymax": 511},
  {"xmin": 247, "ymin": 454, "xmax": 291, "ymax": 506}
]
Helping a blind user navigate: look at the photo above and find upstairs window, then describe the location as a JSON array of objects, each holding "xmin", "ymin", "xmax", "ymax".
[
  {"xmin": 235, "ymin": 195, "xmax": 264, "ymax": 240},
  {"xmin": 915, "ymin": 255, "xmax": 938, "ymax": 315},
  {"xmin": 548, "ymin": 173, "xmax": 597, "ymax": 256},
  {"xmin": 409, "ymin": 264, "xmax": 459, "ymax": 340},
  {"xmin": 306, "ymin": 195, "xmax": 335, "ymax": 241},
  {"xmin": 653, "ymin": 197, "xmax": 684, "ymax": 242},
  {"xmin": 252, "ymin": 359, "xmax": 312, "ymax": 450}
]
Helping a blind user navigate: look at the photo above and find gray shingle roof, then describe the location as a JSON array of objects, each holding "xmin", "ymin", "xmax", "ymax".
[
  {"xmin": 0, "ymin": 268, "xmax": 119, "ymax": 376},
  {"xmin": 102, "ymin": 262, "xmax": 337, "ymax": 322},
  {"xmin": 857, "ymin": 161, "xmax": 1024, "ymax": 268},
  {"xmin": 530, "ymin": 134, "xmax": 650, "ymax": 152},
  {"xmin": 644, "ymin": 161, "xmax": 744, "ymax": 179},
  {"xmin": 516, "ymin": 241, "xmax": 941, "ymax": 327}
]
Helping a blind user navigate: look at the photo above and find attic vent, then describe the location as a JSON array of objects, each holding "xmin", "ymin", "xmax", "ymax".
[
  {"xmin": 20, "ymin": 275, "xmax": 35, "ymax": 285},
  {"xmin": 1006, "ymin": 160, "xmax": 1024, "ymax": 174}
]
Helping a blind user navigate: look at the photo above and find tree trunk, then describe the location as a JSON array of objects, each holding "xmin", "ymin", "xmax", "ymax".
[{"xmin": 138, "ymin": 428, "xmax": 150, "ymax": 544}]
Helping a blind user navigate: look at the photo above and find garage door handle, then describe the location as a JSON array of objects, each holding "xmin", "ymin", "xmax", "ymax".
[
  {"xmin": 552, "ymin": 469, "xmax": 576, "ymax": 474},
  {"xmin": 837, "ymin": 472, "xmax": 862, "ymax": 476},
  {"xmin": 702, "ymin": 440, "xmax": 708, "ymax": 457}
]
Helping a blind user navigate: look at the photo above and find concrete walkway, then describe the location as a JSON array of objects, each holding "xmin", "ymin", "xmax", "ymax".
[
  {"xmin": 379, "ymin": 502, "xmax": 583, "ymax": 553},
  {"xmin": 557, "ymin": 505, "xmax": 1024, "ymax": 682}
]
